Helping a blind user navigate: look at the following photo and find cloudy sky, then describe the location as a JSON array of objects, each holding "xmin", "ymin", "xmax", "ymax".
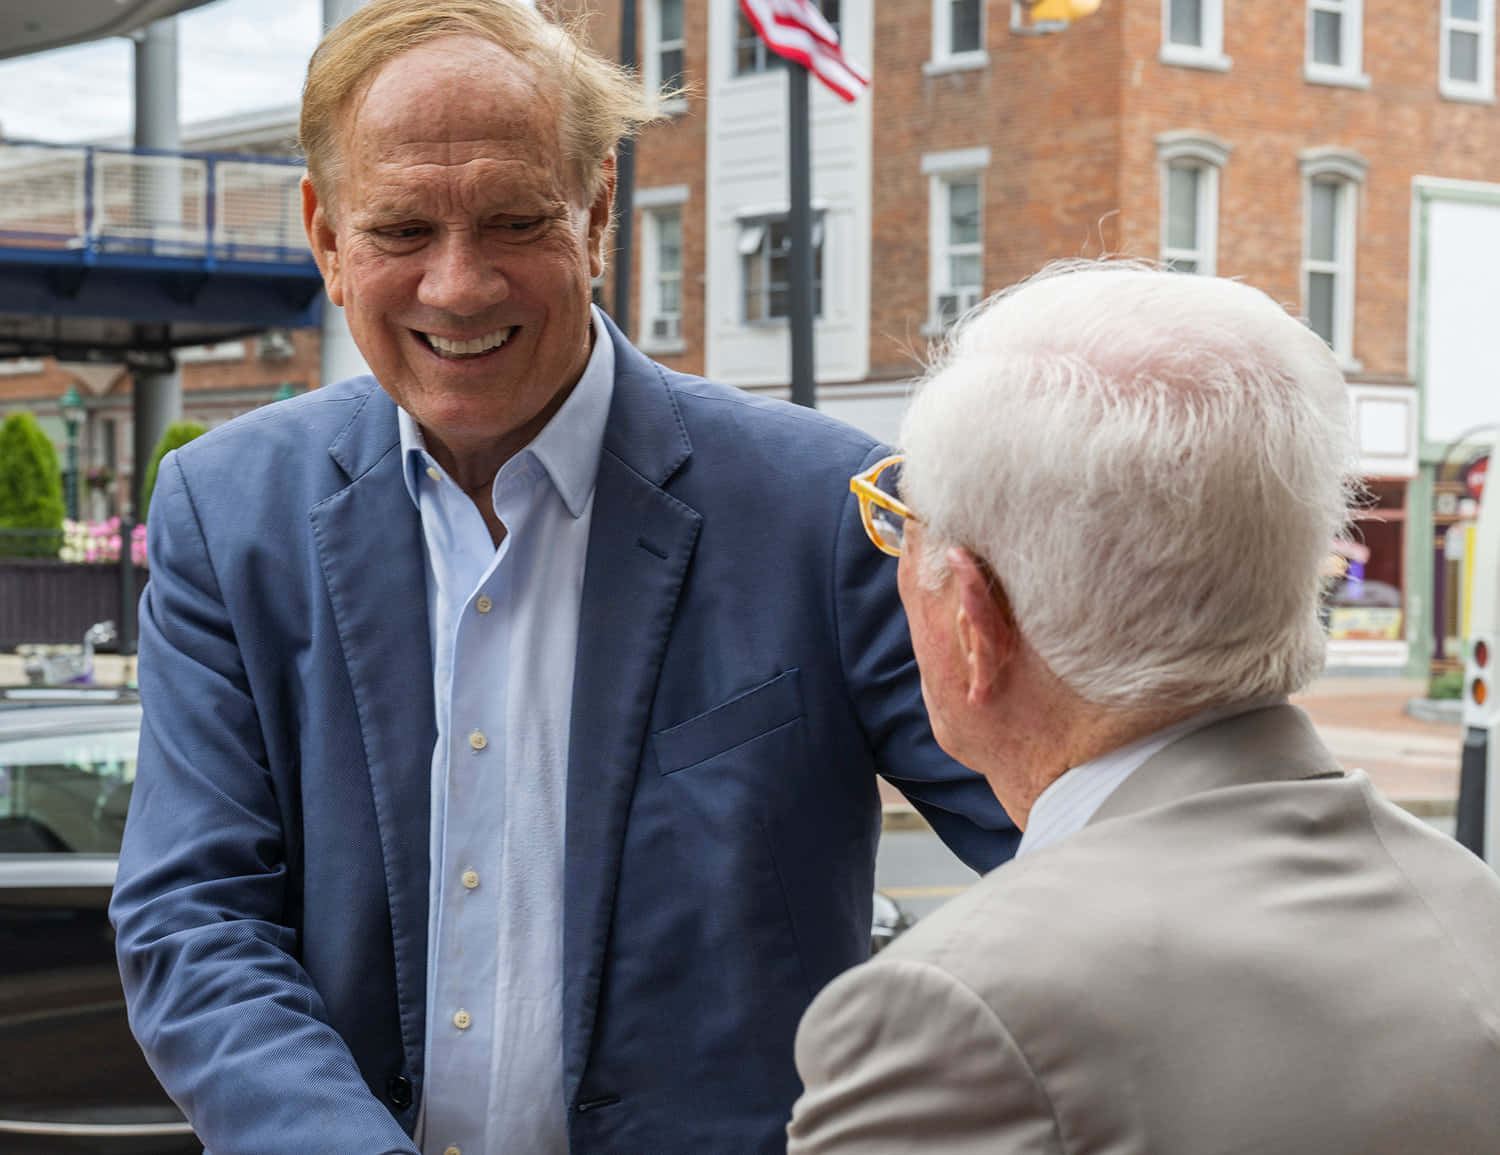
[{"xmin": 0, "ymin": 0, "xmax": 322, "ymax": 143}]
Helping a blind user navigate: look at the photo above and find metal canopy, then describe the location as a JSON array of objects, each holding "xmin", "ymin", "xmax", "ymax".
[{"xmin": 0, "ymin": 1, "xmax": 218, "ymax": 62}]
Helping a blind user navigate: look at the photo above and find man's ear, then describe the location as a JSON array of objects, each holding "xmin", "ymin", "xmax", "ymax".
[
  {"xmin": 586, "ymin": 154, "xmax": 618, "ymax": 281},
  {"xmin": 949, "ymin": 547, "xmax": 1016, "ymax": 707},
  {"xmin": 302, "ymin": 176, "xmax": 344, "ymax": 307}
]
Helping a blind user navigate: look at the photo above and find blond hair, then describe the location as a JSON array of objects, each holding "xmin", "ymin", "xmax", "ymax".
[{"xmin": 300, "ymin": 0, "xmax": 660, "ymax": 209}]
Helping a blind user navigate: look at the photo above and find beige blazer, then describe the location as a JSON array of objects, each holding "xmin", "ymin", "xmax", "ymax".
[{"xmin": 788, "ymin": 705, "xmax": 1500, "ymax": 1154}]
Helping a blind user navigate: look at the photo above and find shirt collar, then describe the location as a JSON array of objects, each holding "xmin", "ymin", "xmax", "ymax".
[
  {"xmin": 1017, "ymin": 695, "xmax": 1287, "ymax": 858},
  {"xmin": 398, "ymin": 306, "xmax": 615, "ymax": 517}
]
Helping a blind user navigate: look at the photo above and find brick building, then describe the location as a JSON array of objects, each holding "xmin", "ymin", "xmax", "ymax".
[
  {"xmin": 4, "ymin": 1, "xmax": 1497, "ymax": 674},
  {"xmin": 582, "ymin": 0, "xmax": 1500, "ymax": 675}
]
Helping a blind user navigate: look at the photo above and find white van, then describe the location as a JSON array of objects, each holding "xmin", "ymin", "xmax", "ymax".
[{"xmin": 1458, "ymin": 434, "xmax": 1498, "ymax": 871}]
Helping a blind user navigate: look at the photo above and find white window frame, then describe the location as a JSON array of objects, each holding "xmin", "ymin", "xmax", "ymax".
[
  {"xmin": 1160, "ymin": 0, "xmax": 1231, "ymax": 71},
  {"xmin": 638, "ymin": 185, "xmax": 689, "ymax": 353},
  {"xmin": 922, "ymin": 148, "xmax": 990, "ymax": 333},
  {"xmin": 926, "ymin": 0, "xmax": 988, "ymax": 74},
  {"xmin": 643, "ymin": 0, "xmax": 688, "ymax": 112},
  {"xmin": 1156, "ymin": 132, "xmax": 1230, "ymax": 276},
  {"xmin": 1440, "ymin": 0, "xmax": 1496, "ymax": 102},
  {"xmin": 1305, "ymin": 0, "xmax": 1369, "ymax": 87},
  {"xmin": 1300, "ymin": 148, "xmax": 1367, "ymax": 370},
  {"xmin": 737, "ymin": 210, "xmax": 826, "ymax": 326}
]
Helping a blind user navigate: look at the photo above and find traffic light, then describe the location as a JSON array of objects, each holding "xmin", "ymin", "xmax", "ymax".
[{"xmin": 1026, "ymin": 0, "xmax": 1103, "ymax": 23}]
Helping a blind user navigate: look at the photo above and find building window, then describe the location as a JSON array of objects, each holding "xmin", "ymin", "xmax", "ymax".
[
  {"xmin": 922, "ymin": 148, "xmax": 989, "ymax": 330},
  {"xmin": 1156, "ymin": 132, "xmax": 1229, "ymax": 275},
  {"xmin": 642, "ymin": 207, "xmax": 684, "ymax": 349},
  {"xmin": 645, "ymin": 0, "xmax": 686, "ymax": 105},
  {"xmin": 1161, "ymin": 0, "xmax": 1229, "ymax": 69},
  {"xmin": 1300, "ymin": 149, "xmax": 1367, "ymax": 366},
  {"xmin": 928, "ymin": 0, "xmax": 985, "ymax": 71},
  {"xmin": 1441, "ymin": 0, "xmax": 1495, "ymax": 101},
  {"xmin": 736, "ymin": 0, "xmax": 841, "ymax": 75},
  {"xmin": 739, "ymin": 214, "xmax": 824, "ymax": 323},
  {"xmin": 1306, "ymin": 0, "xmax": 1366, "ymax": 85}
]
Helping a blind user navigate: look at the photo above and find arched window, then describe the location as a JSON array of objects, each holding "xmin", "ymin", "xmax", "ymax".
[{"xmin": 1156, "ymin": 132, "xmax": 1230, "ymax": 275}]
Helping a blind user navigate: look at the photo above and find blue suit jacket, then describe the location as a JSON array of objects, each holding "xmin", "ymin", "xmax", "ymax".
[{"xmin": 111, "ymin": 318, "xmax": 1018, "ymax": 1153}]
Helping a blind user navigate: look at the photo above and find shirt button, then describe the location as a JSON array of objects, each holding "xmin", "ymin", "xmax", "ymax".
[
  {"xmin": 453, "ymin": 1009, "xmax": 471, "ymax": 1030},
  {"xmin": 461, "ymin": 869, "xmax": 480, "ymax": 890},
  {"xmin": 426, "ymin": 466, "xmax": 441, "ymax": 481},
  {"xmin": 475, "ymin": 595, "xmax": 493, "ymax": 614},
  {"xmin": 469, "ymin": 730, "xmax": 487, "ymax": 751}
]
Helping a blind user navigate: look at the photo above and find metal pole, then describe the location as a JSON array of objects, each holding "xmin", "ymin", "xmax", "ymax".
[
  {"xmin": 131, "ymin": 20, "xmax": 183, "ymax": 516},
  {"xmin": 65, "ymin": 420, "xmax": 79, "ymax": 522},
  {"xmin": 787, "ymin": 65, "xmax": 815, "ymax": 408},
  {"xmin": 612, "ymin": 0, "xmax": 638, "ymax": 336},
  {"xmin": 316, "ymin": 0, "xmax": 374, "ymax": 390}
]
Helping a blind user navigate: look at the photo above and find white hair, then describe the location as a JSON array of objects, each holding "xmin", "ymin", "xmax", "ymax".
[{"xmin": 900, "ymin": 260, "xmax": 1357, "ymax": 712}]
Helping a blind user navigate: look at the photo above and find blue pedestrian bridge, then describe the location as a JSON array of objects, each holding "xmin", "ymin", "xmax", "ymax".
[{"xmin": 0, "ymin": 140, "xmax": 323, "ymax": 363}]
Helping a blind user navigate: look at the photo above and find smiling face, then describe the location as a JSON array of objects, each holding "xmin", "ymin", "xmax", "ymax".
[{"xmin": 303, "ymin": 36, "xmax": 611, "ymax": 483}]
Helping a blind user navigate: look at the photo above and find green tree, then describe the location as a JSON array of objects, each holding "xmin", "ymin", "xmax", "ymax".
[
  {"xmin": 0, "ymin": 411, "xmax": 65, "ymax": 557},
  {"xmin": 141, "ymin": 421, "xmax": 208, "ymax": 522}
]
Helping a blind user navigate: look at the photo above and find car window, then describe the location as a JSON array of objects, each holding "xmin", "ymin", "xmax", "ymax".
[{"xmin": 0, "ymin": 726, "xmax": 137, "ymax": 854}]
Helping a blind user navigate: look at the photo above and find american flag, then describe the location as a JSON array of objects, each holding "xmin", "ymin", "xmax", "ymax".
[{"xmin": 738, "ymin": 0, "xmax": 871, "ymax": 103}]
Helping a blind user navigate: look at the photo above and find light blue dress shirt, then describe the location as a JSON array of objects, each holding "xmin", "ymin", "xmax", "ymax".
[
  {"xmin": 1017, "ymin": 697, "xmax": 1287, "ymax": 858},
  {"xmin": 399, "ymin": 309, "xmax": 615, "ymax": 1155}
]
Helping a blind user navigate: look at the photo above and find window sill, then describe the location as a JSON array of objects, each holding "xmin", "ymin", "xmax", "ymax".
[
  {"xmin": 1158, "ymin": 46, "xmax": 1232, "ymax": 72},
  {"xmin": 918, "ymin": 320, "xmax": 953, "ymax": 338},
  {"xmin": 1438, "ymin": 82, "xmax": 1497, "ymax": 104},
  {"xmin": 1304, "ymin": 66, "xmax": 1371, "ymax": 89},
  {"xmin": 657, "ymin": 95, "xmax": 689, "ymax": 117},
  {"xmin": 640, "ymin": 340, "xmax": 687, "ymax": 357},
  {"xmin": 922, "ymin": 52, "xmax": 989, "ymax": 77}
]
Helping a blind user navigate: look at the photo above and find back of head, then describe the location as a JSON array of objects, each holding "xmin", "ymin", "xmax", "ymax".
[
  {"xmin": 900, "ymin": 260, "xmax": 1356, "ymax": 712},
  {"xmin": 300, "ymin": 0, "xmax": 657, "ymax": 209}
]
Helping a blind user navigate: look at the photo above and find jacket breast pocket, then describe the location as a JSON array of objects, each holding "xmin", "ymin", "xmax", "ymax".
[{"xmin": 651, "ymin": 669, "xmax": 805, "ymax": 775}]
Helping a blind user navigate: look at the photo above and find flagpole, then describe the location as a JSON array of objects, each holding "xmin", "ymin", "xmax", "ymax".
[{"xmin": 787, "ymin": 62, "xmax": 816, "ymax": 409}]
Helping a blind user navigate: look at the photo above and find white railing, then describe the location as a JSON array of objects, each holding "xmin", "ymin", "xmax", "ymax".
[{"xmin": 0, "ymin": 141, "xmax": 313, "ymax": 264}]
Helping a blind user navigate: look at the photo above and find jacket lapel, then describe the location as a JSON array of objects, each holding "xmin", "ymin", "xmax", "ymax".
[
  {"xmin": 1089, "ymin": 703, "xmax": 1344, "ymax": 827},
  {"xmin": 562, "ymin": 319, "xmax": 700, "ymax": 1104},
  {"xmin": 309, "ymin": 386, "xmax": 436, "ymax": 1078}
]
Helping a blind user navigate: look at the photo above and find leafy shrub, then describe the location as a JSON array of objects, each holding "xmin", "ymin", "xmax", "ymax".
[
  {"xmin": 1427, "ymin": 670, "xmax": 1465, "ymax": 701},
  {"xmin": 0, "ymin": 411, "xmax": 65, "ymax": 557},
  {"xmin": 141, "ymin": 421, "xmax": 207, "ymax": 522}
]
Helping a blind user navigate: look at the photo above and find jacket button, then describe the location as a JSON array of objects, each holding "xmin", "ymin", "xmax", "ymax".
[{"xmin": 387, "ymin": 1075, "xmax": 413, "ymax": 1110}]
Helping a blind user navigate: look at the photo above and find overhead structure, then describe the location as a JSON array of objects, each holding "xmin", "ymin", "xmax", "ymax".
[
  {"xmin": 0, "ymin": 140, "xmax": 324, "ymax": 364},
  {"xmin": 0, "ymin": 0, "xmax": 218, "ymax": 61}
]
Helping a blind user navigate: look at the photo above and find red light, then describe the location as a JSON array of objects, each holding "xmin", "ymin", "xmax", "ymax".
[{"xmin": 1476, "ymin": 640, "xmax": 1490, "ymax": 669}]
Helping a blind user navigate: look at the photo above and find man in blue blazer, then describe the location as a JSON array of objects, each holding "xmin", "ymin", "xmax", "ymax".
[{"xmin": 109, "ymin": 2, "xmax": 1017, "ymax": 1152}]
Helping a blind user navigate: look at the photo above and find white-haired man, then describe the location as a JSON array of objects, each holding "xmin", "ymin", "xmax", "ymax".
[{"xmin": 786, "ymin": 262, "xmax": 1500, "ymax": 1154}]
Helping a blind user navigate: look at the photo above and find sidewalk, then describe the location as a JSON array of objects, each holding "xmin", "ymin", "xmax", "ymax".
[{"xmin": 881, "ymin": 675, "xmax": 1464, "ymax": 830}]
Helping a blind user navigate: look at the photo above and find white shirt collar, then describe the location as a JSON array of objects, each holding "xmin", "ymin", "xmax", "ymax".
[
  {"xmin": 398, "ymin": 305, "xmax": 614, "ymax": 517},
  {"xmin": 1017, "ymin": 696, "xmax": 1287, "ymax": 858}
]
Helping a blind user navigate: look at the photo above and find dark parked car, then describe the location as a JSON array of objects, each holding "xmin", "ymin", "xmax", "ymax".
[
  {"xmin": 0, "ymin": 688, "xmax": 914, "ymax": 1152},
  {"xmin": 0, "ymin": 687, "xmax": 198, "ymax": 1154}
]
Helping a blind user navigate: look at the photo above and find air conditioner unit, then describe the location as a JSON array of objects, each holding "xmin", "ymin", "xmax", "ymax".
[
  {"xmin": 650, "ymin": 315, "xmax": 682, "ymax": 343},
  {"xmin": 936, "ymin": 289, "xmax": 982, "ymax": 327},
  {"xmin": 257, "ymin": 329, "xmax": 296, "ymax": 362}
]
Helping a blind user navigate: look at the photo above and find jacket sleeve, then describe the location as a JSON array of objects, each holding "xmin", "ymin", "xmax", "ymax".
[
  {"xmin": 108, "ymin": 454, "xmax": 419, "ymax": 1155},
  {"xmin": 787, "ymin": 958, "xmax": 1063, "ymax": 1154},
  {"xmin": 834, "ymin": 444, "xmax": 1021, "ymax": 872}
]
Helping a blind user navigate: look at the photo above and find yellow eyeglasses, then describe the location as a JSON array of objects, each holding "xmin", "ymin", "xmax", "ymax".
[{"xmin": 849, "ymin": 455, "xmax": 916, "ymax": 557}]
